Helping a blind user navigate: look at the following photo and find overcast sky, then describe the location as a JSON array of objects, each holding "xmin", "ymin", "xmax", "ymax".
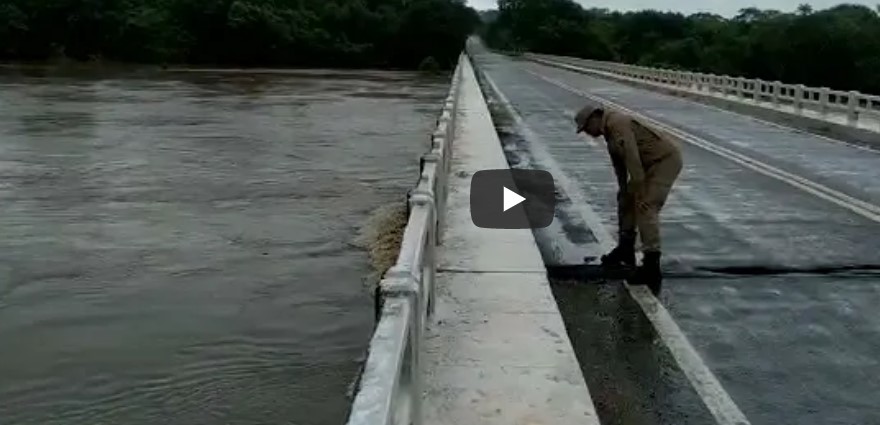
[{"xmin": 466, "ymin": 0, "xmax": 878, "ymax": 17}]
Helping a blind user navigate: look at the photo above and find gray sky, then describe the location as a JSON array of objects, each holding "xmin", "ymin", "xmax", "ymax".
[{"xmin": 466, "ymin": 0, "xmax": 878, "ymax": 17}]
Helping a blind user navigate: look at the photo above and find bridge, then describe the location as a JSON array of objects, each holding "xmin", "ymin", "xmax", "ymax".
[{"xmin": 346, "ymin": 38, "xmax": 880, "ymax": 425}]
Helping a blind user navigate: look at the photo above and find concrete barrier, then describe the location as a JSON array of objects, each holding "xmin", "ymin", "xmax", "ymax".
[
  {"xmin": 420, "ymin": 45, "xmax": 599, "ymax": 425},
  {"xmin": 346, "ymin": 54, "xmax": 464, "ymax": 425},
  {"xmin": 347, "ymin": 49, "xmax": 600, "ymax": 425}
]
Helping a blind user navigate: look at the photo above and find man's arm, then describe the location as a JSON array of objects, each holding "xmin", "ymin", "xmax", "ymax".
[
  {"xmin": 611, "ymin": 154, "xmax": 630, "ymax": 230},
  {"xmin": 611, "ymin": 154, "xmax": 628, "ymax": 192},
  {"xmin": 608, "ymin": 119, "xmax": 645, "ymax": 191}
]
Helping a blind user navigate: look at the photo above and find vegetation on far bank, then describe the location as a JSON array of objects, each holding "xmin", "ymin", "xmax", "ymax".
[
  {"xmin": 482, "ymin": 0, "xmax": 880, "ymax": 93},
  {"xmin": 0, "ymin": 0, "xmax": 480, "ymax": 69}
]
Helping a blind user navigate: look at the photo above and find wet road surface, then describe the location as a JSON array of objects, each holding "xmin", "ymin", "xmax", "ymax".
[
  {"xmin": 0, "ymin": 68, "xmax": 448, "ymax": 424},
  {"xmin": 470, "ymin": 46, "xmax": 880, "ymax": 425}
]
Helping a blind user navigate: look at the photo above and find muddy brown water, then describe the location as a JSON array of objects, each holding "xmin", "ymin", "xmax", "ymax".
[{"xmin": 0, "ymin": 67, "xmax": 448, "ymax": 425}]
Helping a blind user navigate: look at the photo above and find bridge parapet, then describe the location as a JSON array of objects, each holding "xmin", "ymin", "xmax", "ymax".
[
  {"xmin": 345, "ymin": 54, "xmax": 465, "ymax": 425},
  {"xmin": 527, "ymin": 53, "xmax": 880, "ymax": 132}
]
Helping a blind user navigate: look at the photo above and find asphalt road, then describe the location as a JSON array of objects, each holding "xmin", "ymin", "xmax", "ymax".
[{"xmin": 469, "ymin": 46, "xmax": 880, "ymax": 425}]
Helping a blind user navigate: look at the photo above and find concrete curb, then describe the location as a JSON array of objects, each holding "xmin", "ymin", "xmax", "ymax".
[{"xmin": 421, "ymin": 48, "xmax": 601, "ymax": 425}]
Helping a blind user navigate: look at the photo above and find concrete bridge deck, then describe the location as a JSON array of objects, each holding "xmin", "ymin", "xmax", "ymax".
[
  {"xmin": 349, "ymin": 41, "xmax": 880, "ymax": 425},
  {"xmin": 422, "ymin": 56, "xmax": 599, "ymax": 425},
  {"xmin": 468, "ymin": 43, "xmax": 880, "ymax": 425},
  {"xmin": 346, "ymin": 52, "xmax": 600, "ymax": 425}
]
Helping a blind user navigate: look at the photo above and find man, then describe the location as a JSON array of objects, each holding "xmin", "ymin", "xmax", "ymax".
[{"xmin": 574, "ymin": 105, "xmax": 683, "ymax": 295}]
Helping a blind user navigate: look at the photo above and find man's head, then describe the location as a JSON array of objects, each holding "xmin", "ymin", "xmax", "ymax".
[{"xmin": 574, "ymin": 105, "xmax": 604, "ymax": 137}]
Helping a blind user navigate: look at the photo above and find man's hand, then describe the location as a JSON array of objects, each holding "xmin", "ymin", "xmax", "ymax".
[{"xmin": 628, "ymin": 180, "xmax": 650, "ymax": 212}]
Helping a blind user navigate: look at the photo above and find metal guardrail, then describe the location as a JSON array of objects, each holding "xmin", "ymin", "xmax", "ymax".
[
  {"xmin": 527, "ymin": 53, "xmax": 880, "ymax": 130},
  {"xmin": 345, "ymin": 53, "xmax": 464, "ymax": 425}
]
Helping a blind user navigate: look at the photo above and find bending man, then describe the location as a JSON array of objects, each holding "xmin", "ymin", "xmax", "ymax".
[{"xmin": 575, "ymin": 105, "xmax": 683, "ymax": 295}]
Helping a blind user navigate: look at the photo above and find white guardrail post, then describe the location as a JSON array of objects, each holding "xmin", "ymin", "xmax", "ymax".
[
  {"xmin": 847, "ymin": 91, "xmax": 860, "ymax": 125},
  {"xmin": 753, "ymin": 79, "xmax": 763, "ymax": 103},
  {"xmin": 819, "ymin": 87, "xmax": 830, "ymax": 115},
  {"xmin": 772, "ymin": 81, "xmax": 782, "ymax": 106},
  {"xmin": 794, "ymin": 84, "xmax": 805, "ymax": 113},
  {"xmin": 345, "ymin": 54, "xmax": 465, "ymax": 425}
]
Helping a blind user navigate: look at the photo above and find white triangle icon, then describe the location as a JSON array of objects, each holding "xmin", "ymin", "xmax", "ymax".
[{"xmin": 503, "ymin": 187, "xmax": 526, "ymax": 212}]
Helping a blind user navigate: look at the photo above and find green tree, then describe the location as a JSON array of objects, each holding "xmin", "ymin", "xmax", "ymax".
[
  {"xmin": 0, "ymin": 0, "xmax": 479, "ymax": 69},
  {"xmin": 797, "ymin": 3, "xmax": 814, "ymax": 15},
  {"xmin": 484, "ymin": 0, "xmax": 880, "ymax": 93},
  {"xmin": 0, "ymin": 2, "xmax": 27, "ymax": 57}
]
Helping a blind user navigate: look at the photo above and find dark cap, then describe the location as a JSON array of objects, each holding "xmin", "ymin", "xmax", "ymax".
[{"xmin": 574, "ymin": 104, "xmax": 603, "ymax": 133}]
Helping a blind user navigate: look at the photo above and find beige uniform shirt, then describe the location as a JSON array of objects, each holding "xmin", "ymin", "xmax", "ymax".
[{"xmin": 602, "ymin": 110, "xmax": 681, "ymax": 185}]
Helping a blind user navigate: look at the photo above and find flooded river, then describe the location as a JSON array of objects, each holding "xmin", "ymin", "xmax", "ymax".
[{"xmin": 0, "ymin": 67, "xmax": 448, "ymax": 424}]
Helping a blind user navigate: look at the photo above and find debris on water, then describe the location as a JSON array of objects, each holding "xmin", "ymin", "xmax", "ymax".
[{"xmin": 354, "ymin": 202, "xmax": 408, "ymax": 289}]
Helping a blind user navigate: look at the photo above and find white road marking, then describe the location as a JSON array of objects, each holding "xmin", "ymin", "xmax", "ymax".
[
  {"xmin": 480, "ymin": 68, "xmax": 752, "ymax": 425},
  {"xmin": 525, "ymin": 69, "xmax": 880, "ymax": 224}
]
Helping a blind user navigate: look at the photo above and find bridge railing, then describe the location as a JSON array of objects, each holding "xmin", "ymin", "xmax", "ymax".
[
  {"xmin": 345, "ymin": 54, "xmax": 464, "ymax": 425},
  {"xmin": 527, "ymin": 53, "xmax": 880, "ymax": 130}
]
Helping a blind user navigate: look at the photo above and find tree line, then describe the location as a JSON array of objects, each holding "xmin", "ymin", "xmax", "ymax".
[
  {"xmin": 483, "ymin": 0, "xmax": 880, "ymax": 94},
  {"xmin": 0, "ymin": 0, "xmax": 480, "ymax": 69}
]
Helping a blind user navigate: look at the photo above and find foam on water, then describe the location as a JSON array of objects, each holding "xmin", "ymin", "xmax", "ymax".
[{"xmin": 354, "ymin": 202, "xmax": 409, "ymax": 288}]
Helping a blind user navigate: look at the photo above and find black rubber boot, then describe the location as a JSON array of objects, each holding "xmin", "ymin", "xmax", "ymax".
[
  {"xmin": 635, "ymin": 251, "xmax": 663, "ymax": 295},
  {"xmin": 598, "ymin": 232, "xmax": 636, "ymax": 267}
]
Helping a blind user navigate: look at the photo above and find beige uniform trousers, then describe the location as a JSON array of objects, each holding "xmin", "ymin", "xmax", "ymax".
[{"xmin": 618, "ymin": 151, "xmax": 682, "ymax": 252}]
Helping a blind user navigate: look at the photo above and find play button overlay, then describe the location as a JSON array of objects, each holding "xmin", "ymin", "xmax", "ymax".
[
  {"xmin": 503, "ymin": 187, "xmax": 525, "ymax": 212},
  {"xmin": 471, "ymin": 169, "xmax": 555, "ymax": 229}
]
